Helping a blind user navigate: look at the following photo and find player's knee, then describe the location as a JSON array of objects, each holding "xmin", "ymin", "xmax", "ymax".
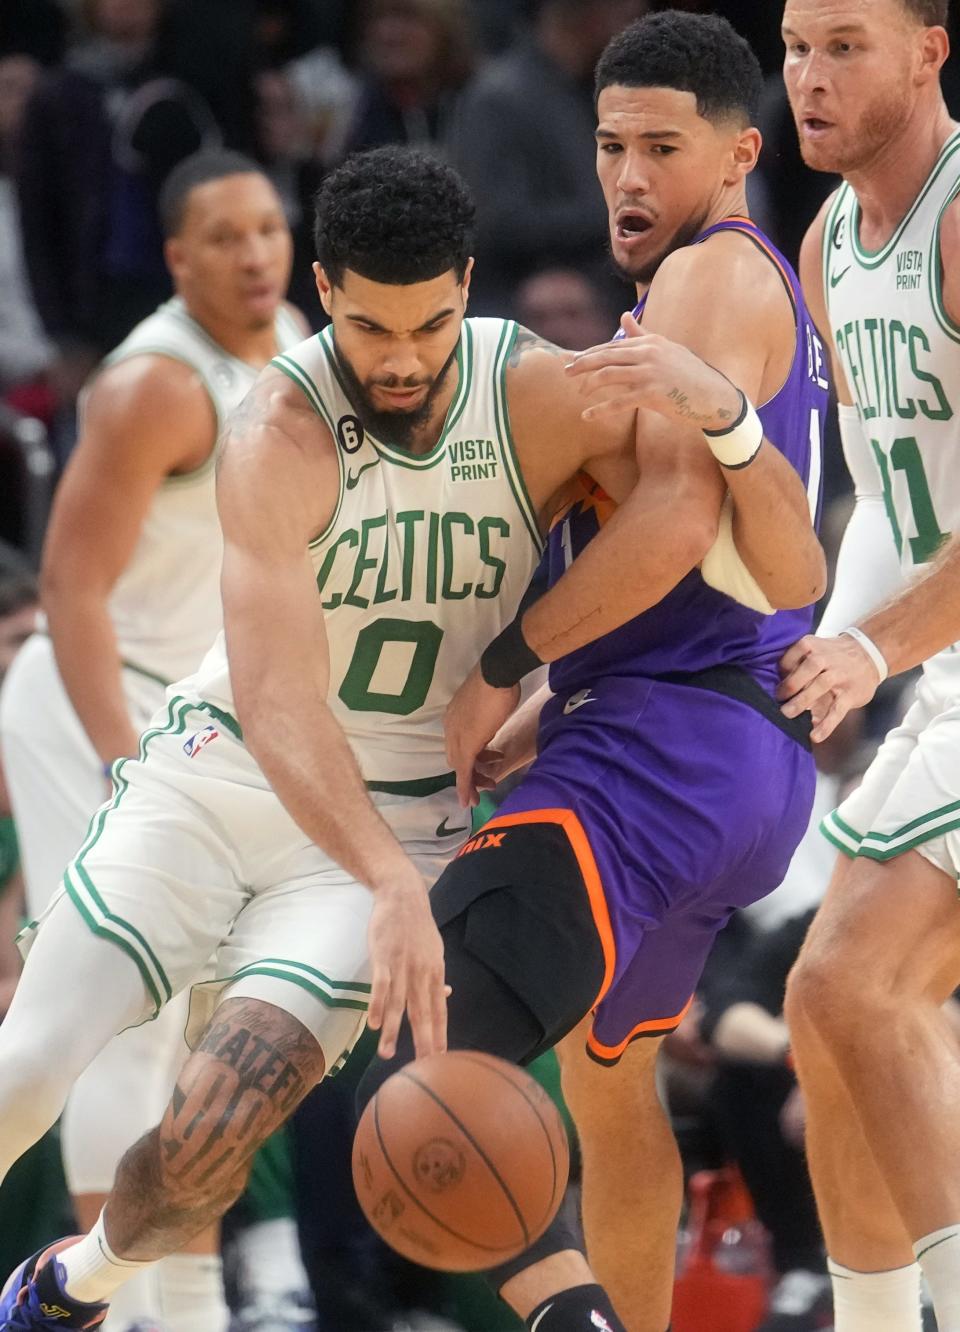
[
  {"xmin": 785, "ymin": 939, "xmax": 870, "ymax": 1046},
  {"xmin": 156, "ymin": 997, "xmax": 321, "ymax": 1202},
  {"xmin": 562, "ymin": 1044, "xmax": 661, "ymax": 1140},
  {"xmin": 0, "ymin": 1039, "xmax": 73, "ymax": 1141}
]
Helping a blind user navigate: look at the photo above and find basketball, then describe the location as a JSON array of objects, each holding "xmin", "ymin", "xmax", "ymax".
[{"xmin": 352, "ymin": 1051, "xmax": 570, "ymax": 1272}]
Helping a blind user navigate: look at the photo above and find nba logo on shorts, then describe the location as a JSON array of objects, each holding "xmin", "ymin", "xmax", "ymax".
[
  {"xmin": 590, "ymin": 1315, "xmax": 614, "ymax": 1332},
  {"xmin": 183, "ymin": 725, "xmax": 219, "ymax": 758}
]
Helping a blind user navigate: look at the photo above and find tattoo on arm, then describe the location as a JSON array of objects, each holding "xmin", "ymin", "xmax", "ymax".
[
  {"xmin": 666, "ymin": 386, "xmax": 733, "ymax": 426},
  {"xmin": 507, "ymin": 326, "xmax": 570, "ymax": 367}
]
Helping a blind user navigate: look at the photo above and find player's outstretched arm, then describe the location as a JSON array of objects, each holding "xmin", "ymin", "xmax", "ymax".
[
  {"xmin": 780, "ymin": 534, "xmax": 960, "ymax": 740},
  {"xmin": 218, "ymin": 370, "xmax": 446, "ymax": 1059},
  {"xmin": 42, "ymin": 357, "xmax": 216, "ymax": 768}
]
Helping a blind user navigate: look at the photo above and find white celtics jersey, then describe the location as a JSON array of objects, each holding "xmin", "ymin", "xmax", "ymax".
[
  {"xmin": 825, "ymin": 129, "xmax": 960, "ymax": 695},
  {"xmin": 100, "ymin": 297, "xmax": 303, "ymax": 685},
  {"xmin": 189, "ymin": 318, "xmax": 542, "ymax": 786}
]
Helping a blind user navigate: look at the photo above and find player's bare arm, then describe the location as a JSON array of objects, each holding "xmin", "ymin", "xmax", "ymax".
[
  {"xmin": 566, "ymin": 232, "xmax": 827, "ymax": 610},
  {"xmin": 779, "ymin": 201, "xmax": 960, "ymax": 741},
  {"xmin": 218, "ymin": 368, "xmax": 446, "ymax": 1058},
  {"xmin": 445, "ymin": 382, "xmax": 729, "ymax": 803},
  {"xmin": 42, "ymin": 356, "xmax": 216, "ymax": 766}
]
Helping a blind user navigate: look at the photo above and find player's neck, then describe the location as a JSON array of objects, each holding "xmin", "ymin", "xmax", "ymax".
[
  {"xmin": 847, "ymin": 102, "xmax": 957, "ymax": 251},
  {"xmin": 401, "ymin": 368, "xmax": 461, "ymax": 457},
  {"xmin": 185, "ymin": 303, "xmax": 281, "ymax": 369},
  {"xmin": 632, "ymin": 189, "xmax": 752, "ymax": 302}
]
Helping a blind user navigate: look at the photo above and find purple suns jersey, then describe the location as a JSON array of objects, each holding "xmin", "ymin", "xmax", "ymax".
[{"xmin": 547, "ymin": 217, "xmax": 829, "ymax": 696}]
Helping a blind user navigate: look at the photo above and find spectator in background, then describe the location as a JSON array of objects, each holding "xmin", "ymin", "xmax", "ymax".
[
  {"xmin": 254, "ymin": 67, "xmax": 327, "ymax": 323},
  {"xmin": 0, "ymin": 54, "xmax": 54, "ymax": 421},
  {"xmin": 340, "ymin": 0, "xmax": 474, "ymax": 157},
  {"xmin": 0, "ymin": 0, "xmax": 68, "ymax": 69},
  {"xmin": 16, "ymin": 0, "xmax": 222, "ymax": 426},
  {"xmin": 447, "ymin": 0, "xmax": 644, "ymax": 314},
  {"xmin": 513, "ymin": 266, "xmax": 617, "ymax": 351}
]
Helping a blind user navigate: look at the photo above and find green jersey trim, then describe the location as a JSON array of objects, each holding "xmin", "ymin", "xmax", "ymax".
[
  {"xmin": 272, "ymin": 350, "xmax": 338, "ymax": 433},
  {"xmin": 271, "ymin": 353, "xmax": 346, "ymax": 548},
  {"xmin": 822, "ymin": 187, "xmax": 847, "ymax": 302},
  {"xmin": 172, "ymin": 695, "xmax": 457, "ymax": 797},
  {"xmin": 849, "ymin": 130, "xmax": 960, "ymax": 269},
  {"xmin": 929, "ymin": 182, "xmax": 960, "ymax": 345},
  {"xmin": 182, "ymin": 696, "xmax": 244, "ymax": 742},
  {"xmin": 63, "ymin": 695, "xmax": 201, "ymax": 1014},
  {"xmin": 493, "ymin": 321, "xmax": 543, "ymax": 554},
  {"xmin": 193, "ymin": 957, "xmax": 372, "ymax": 1012},
  {"xmin": 820, "ymin": 809, "xmax": 863, "ymax": 857},
  {"xmin": 317, "ymin": 324, "xmax": 474, "ymax": 470},
  {"xmin": 121, "ymin": 658, "xmax": 173, "ymax": 689}
]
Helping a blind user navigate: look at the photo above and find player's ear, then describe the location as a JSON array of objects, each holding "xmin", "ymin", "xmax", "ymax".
[
  {"xmin": 727, "ymin": 126, "xmax": 762, "ymax": 186},
  {"xmin": 916, "ymin": 23, "xmax": 949, "ymax": 85},
  {"xmin": 164, "ymin": 237, "xmax": 186, "ymax": 285},
  {"xmin": 460, "ymin": 257, "xmax": 475, "ymax": 307},
  {"xmin": 314, "ymin": 262, "xmax": 334, "ymax": 315}
]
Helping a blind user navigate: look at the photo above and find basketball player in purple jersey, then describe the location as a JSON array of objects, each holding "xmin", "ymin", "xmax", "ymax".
[{"xmin": 360, "ymin": 13, "xmax": 828, "ymax": 1332}]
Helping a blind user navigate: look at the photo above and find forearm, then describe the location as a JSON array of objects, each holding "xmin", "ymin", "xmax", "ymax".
[
  {"xmin": 727, "ymin": 442, "xmax": 826, "ymax": 609},
  {"xmin": 712, "ymin": 1003, "xmax": 791, "ymax": 1064},
  {"xmin": 490, "ymin": 681, "xmax": 551, "ymax": 778},
  {"xmin": 238, "ymin": 675, "xmax": 418, "ymax": 893},
  {"xmin": 816, "ymin": 496, "xmax": 904, "ymax": 636},
  {"xmin": 45, "ymin": 592, "xmax": 140, "ymax": 764},
  {"xmin": 859, "ymin": 534, "xmax": 960, "ymax": 677},
  {"xmin": 522, "ymin": 488, "xmax": 714, "ymax": 663}
]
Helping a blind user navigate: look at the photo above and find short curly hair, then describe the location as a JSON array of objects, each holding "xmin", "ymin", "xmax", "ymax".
[
  {"xmin": 313, "ymin": 147, "xmax": 475, "ymax": 287},
  {"xmin": 595, "ymin": 10, "xmax": 763, "ymax": 127}
]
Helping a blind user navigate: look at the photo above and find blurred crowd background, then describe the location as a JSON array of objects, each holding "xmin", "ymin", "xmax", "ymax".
[{"xmin": 1, "ymin": 2, "xmax": 957, "ymax": 1329}]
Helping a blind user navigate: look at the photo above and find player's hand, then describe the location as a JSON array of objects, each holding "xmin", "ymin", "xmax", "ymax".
[
  {"xmin": 367, "ymin": 873, "xmax": 447, "ymax": 1060},
  {"xmin": 564, "ymin": 311, "xmax": 742, "ymax": 428},
  {"xmin": 445, "ymin": 664, "xmax": 521, "ymax": 807},
  {"xmin": 778, "ymin": 633, "xmax": 882, "ymax": 742}
]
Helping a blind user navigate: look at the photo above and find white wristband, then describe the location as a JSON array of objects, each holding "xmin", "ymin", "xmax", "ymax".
[
  {"xmin": 703, "ymin": 391, "xmax": 764, "ymax": 468},
  {"xmin": 840, "ymin": 626, "xmax": 889, "ymax": 683}
]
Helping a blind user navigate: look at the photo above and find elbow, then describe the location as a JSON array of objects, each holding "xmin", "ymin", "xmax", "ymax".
[
  {"xmin": 767, "ymin": 565, "xmax": 828, "ymax": 611},
  {"xmin": 775, "ymin": 544, "xmax": 828, "ymax": 611}
]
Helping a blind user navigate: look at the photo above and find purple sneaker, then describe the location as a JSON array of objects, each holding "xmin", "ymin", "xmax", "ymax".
[{"xmin": 0, "ymin": 1238, "xmax": 109, "ymax": 1329}]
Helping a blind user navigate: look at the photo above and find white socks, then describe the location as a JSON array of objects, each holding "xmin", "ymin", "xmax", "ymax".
[
  {"xmin": 235, "ymin": 1218, "xmax": 311, "ymax": 1302},
  {"xmin": 828, "ymin": 1257, "xmax": 923, "ymax": 1331},
  {"xmin": 915, "ymin": 1225, "xmax": 960, "ymax": 1332},
  {"xmin": 58, "ymin": 1215, "xmax": 229, "ymax": 1332},
  {"xmin": 158, "ymin": 1253, "xmax": 229, "ymax": 1332},
  {"xmin": 59, "ymin": 1213, "xmax": 154, "ymax": 1304}
]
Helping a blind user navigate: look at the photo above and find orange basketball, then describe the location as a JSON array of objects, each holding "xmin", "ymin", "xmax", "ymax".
[{"xmin": 352, "ymin": 1051, "xmax": 570, "ymax": 1272}]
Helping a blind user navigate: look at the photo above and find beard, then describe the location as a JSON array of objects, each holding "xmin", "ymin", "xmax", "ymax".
[
  {"xmin": 795, "ymin": 86, "xmax": 913, "ymax": 176},
  {"xmin": 332, "ymin": 338, "xmax": 460, "ymax": 452},
  {"xmin": 610, "ymin": 205, "xmax": 713, "ymax": 287}
]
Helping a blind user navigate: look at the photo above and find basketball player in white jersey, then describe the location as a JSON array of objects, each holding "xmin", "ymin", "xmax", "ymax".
[
  {"xmin": 0, "ymin": 145, "xmax": 823, "ymax": 1332},
  {"xmin": 775, "ymin": 3, "xmax": 960, "ymax": 1330},
  {"xmin": 0, "ymin": 149, "xmax": 302, "ymax": 1332}
]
